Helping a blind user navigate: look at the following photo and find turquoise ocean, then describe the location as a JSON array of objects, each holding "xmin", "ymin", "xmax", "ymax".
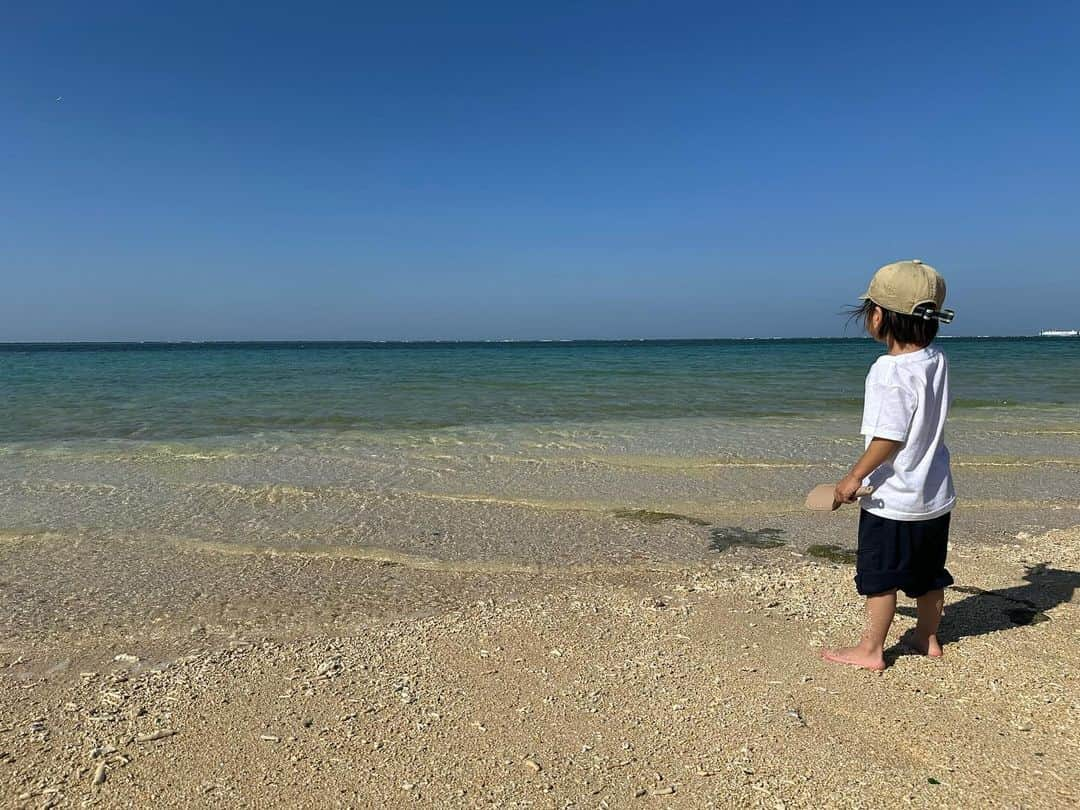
[
  {"xmin": 2, "ymin": 338, "xmax": 1078, "ymax": 568},
  {"xmin": 3, "ymin": 338, "xmax": 1078, "ymax": 442}
]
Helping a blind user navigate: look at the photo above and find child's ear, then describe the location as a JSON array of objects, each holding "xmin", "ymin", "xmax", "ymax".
[{"xmin": 869, "ymin": 305, "xmax": 883, "ymax": 338}]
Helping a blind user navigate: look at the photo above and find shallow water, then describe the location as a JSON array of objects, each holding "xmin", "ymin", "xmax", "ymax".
[{"xmin": 0, "ymin": 339, "xmax": 1077, "ymax": 566}]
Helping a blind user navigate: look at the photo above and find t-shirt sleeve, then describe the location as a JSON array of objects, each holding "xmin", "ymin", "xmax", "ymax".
[{"xmin": 860, "ymin": 365, "xmax": 917, "ymax": 442}]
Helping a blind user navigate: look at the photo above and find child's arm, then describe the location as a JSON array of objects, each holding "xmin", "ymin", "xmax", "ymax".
[{"xmin": 835, "ymin": 437, "xmax": 903, "ymax": 503}]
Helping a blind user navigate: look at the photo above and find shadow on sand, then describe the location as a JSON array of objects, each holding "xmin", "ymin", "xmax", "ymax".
[{"xmin": 895, "ymin": 563, "xmax": 1079, "ymax": 647}]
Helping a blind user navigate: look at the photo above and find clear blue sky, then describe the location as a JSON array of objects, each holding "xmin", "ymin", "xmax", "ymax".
[{"xmin": 2, "ymin": 1, "xmax": 1078, "ymax": 340}]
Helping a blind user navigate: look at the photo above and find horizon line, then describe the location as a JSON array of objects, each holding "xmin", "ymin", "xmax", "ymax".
[{"xmin": 0, "ymin": 334, "xmax": 1060, "ymax": 346}]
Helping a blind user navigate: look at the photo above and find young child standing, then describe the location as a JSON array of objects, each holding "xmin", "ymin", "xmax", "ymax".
[{"xmin": 823, "ymin": 259, "xmax": 957, "ymax": 672}]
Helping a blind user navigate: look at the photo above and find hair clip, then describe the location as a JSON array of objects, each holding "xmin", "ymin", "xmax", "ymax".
[{"xmin": 914, "ymin": 304, "xmax": 955, "ymax": 324}]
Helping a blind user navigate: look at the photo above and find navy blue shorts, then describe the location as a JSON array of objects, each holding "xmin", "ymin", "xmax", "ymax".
[{"xmin": 855, "ymin": 509, "xmax": 954, "ymax": 597}]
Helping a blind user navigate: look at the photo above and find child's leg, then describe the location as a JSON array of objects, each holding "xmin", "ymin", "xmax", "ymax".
[
  {"xmin": 904, "ymin": 589, "xmax": 945, "ymax": 657},
  {"xmin": 821, "ymin": 589, "xmax": 896, "ymax": 671}
]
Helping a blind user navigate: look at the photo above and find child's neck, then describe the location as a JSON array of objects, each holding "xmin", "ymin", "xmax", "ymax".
[{"xmin": 886, "ymin": 337, "xmax": 928, "ymax": 356}]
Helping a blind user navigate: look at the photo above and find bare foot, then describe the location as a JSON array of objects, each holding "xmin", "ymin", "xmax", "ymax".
[
  {"xmin": 901, "ymin": 631, "xmax": 943, "ymax": 658},
  {"xmin": 820, "ymin": 646, "xmax": 886, "ymax": 672}
]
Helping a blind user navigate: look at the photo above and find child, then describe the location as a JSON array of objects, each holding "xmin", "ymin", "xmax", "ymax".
[{"xmin": 822, "ymin": 259, "xmax": 957, "ymax": 672}]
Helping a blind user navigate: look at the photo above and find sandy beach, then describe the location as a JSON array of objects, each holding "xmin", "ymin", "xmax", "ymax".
[{"xmin": 2, "ymin": 512, "xmax": 1078, "ymax": 808}]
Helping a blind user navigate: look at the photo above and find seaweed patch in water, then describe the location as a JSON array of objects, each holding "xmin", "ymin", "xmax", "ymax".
[
  {"xmin": 709, "ymin": 527, "xmax": 785, "ymax": 553},
  {"xmin": 613, "ymin": 509, "xmax": 710, "ymax": 526},
  {"xmin": 806, "ymin": 544, "xmax": 857, "ymax": 565}
]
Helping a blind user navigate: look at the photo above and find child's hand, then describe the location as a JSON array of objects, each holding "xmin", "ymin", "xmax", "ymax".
[
  {"xmin": 835, "ymin": 438, "xmax": 900, "ymax": 507},
  {"xmin": 834, "ymin": 473, "xmax": 863, "ymax": 505}
]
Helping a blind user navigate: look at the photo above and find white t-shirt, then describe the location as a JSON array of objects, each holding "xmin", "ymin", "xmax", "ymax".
[{"xmin": 859, "ymin": 345, "xmax": 956, "ymax": 520}]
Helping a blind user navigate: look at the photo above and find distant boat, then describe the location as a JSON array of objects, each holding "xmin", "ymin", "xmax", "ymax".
[{"xmin": 1039, "ymin": 329, "xmax": 1079, "ymax": 337}]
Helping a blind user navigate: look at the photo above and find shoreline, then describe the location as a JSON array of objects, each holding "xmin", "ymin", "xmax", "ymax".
[{"xmin": 2, "ymin": 375, "xmax": 1077, "ymax": 806}]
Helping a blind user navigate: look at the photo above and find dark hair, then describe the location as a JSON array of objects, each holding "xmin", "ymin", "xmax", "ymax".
[{"xmin": 848, "ymin": 299, "xmax": 938, "ymax": 346}]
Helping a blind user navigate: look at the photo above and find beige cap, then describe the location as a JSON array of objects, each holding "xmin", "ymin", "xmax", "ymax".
[{"xmin": 860, "ymin": 259, "xmax": 947, "ymax": 315}]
